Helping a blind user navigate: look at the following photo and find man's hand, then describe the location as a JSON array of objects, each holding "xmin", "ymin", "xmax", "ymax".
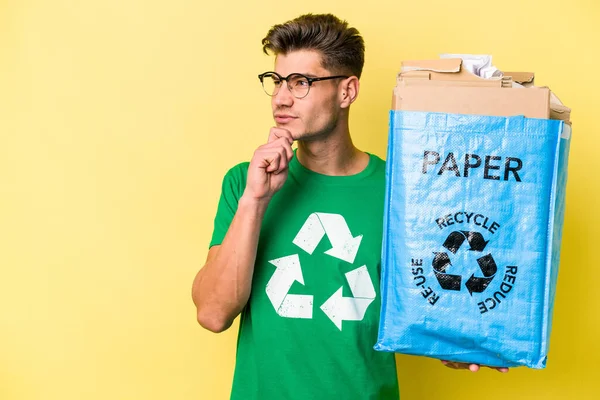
[
  {"xmin": 441, "ymin": 360, "xmax": 509, "ymax": 373},
  {"xmin": 244, "ymin": 127, "xmax": 294, "ymax": 201}
]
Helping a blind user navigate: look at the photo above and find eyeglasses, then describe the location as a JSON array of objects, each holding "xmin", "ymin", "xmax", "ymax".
[{"xmin": 258, "ymin": 71, "xmax": 349, "ymax": 99}]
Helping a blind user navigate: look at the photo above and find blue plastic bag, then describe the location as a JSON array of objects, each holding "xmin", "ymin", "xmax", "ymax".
[{"xmin": 374, "ymin": 110, "xmax": 571, "ymax": 369}]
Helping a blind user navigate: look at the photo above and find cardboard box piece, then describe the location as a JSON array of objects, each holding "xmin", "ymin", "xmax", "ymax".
[
  {"xmin": 400, "ymin": 58, "xmax": 512, "ymax": 88},
  {"xmin": 393, "ymin": 58, "xmax": 570, "ymax": 123}
]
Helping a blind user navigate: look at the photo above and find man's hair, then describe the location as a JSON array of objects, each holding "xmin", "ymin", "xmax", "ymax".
[{"xmin": 262, "ymin": 14, "xmax": 365, "ymax": 79}]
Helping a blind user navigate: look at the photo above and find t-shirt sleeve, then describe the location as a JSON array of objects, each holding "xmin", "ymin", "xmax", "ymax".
[{"xmin": 209, "ymin": 162, "xmax": 249, "ymax": 248}]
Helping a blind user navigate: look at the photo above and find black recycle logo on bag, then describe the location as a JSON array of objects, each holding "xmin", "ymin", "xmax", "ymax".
[
  {"xmin": 432, "ymin": 231, "xmax": 497, "ymax": 295},
  {"xmin": 410, "ymin": 211, "xmax": 519, "ymax": 313}
]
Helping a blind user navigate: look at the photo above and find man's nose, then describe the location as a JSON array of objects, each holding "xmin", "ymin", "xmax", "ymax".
[{"xmin": 273, "ymin": 83, "xmax": 294, "ymax": 107}]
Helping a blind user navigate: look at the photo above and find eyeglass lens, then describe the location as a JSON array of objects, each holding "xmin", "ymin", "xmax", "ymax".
[{"xmin": 262, "ymin": 74, "xmax": 310, "ymax": 98}]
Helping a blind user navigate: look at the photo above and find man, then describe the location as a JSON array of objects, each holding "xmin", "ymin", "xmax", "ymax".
[{"xmin": 192, "ymin": 13, "xmax": 506, "ymax": 400}]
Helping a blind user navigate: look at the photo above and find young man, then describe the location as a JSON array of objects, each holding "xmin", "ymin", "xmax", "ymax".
[
  {"xmin": 192, "ymin": 13, "xmax": 506, "ymax": 400},
  {"xmin": 192, "ymin": 13, "xmax": 398, "ymax": 399}
]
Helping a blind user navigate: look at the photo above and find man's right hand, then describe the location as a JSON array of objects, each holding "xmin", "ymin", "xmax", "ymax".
[{"xmin": 243, "ymin": 127, "xmax": 294, "ymax": 201}]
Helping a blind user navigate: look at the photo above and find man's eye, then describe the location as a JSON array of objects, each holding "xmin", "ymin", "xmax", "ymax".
[
  {"xmin": 272, "ymin": 79, "xmax": 282, "ymax": 86},
  {"xmin": 293, "ymin": 79, "xmax": 309, "ymax": 87}
]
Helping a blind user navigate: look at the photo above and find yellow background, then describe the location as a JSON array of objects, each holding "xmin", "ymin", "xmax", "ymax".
[{"xmin": 1, "ymin": 0, "xmax": 598, "ymax": 399}]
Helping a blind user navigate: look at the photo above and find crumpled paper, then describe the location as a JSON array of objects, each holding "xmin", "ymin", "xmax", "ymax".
[{"xmin": 440, "ymin": 53, "xmax": 503, "ymax": 79}]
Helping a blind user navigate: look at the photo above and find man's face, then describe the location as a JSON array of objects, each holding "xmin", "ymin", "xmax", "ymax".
[{"xmin": 272, "ymin": 50, "xmax": 344, "ymax": 141}]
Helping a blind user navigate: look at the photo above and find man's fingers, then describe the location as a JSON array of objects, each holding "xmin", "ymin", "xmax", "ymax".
[
  {"xmin": 268, "ymin": 127, "xmax": 294, "ymax": 146},
  {"xmin": 284, "ymin": 141, "xmax": 293, "ymax": 161},
  {"xmin": 261, "ymin": 138, "xmax": 293, "ymax": 164},
  {"xmin": 440, "ymin": 360, "xmax": 462, "ymax": 370},
  {"xmin": 441, "ymin": 360, "xmax": 509, "ymax": 373},
  {"xmin": 253, "ymin": 129, "xmax": 294, "ymax": 176},
  {"xmin": 255, "ymin": 147, "xmax": 288, "ymax": 174},
  {"xmin": 264, "ymin": 152, "xmax": 281, "ymax": 173},
  {"xmin": 271, "ymin": 149, "xmax": 288, "ymax": 174},
  {"xmin": 441, "ymin": 360, "xmax": 478, "ymax": 372}
]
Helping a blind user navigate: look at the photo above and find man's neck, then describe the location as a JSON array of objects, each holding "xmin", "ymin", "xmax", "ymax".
[{"xmin": 296, "ymin": 131, "xmax": 370, "ymax": 176}]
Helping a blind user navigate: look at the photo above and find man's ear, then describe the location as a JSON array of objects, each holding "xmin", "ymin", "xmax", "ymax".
[{"xmin": 340, "ymin": 76, "xmax": 359, "ymax": 109}]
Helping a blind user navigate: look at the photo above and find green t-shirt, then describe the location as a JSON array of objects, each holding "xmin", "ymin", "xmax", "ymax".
[{"xmin": 210, "ymin": 152, "xmax": 399, "ymax": 400}]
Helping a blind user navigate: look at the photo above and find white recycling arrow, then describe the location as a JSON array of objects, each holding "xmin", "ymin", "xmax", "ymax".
[
  {"xmin": 292, "ymin": 212, "xmax": 363, "ymax": 263},
  {"xmin": 320, "ymin": 265, "xmax": 376, "ymax": 330},
  {"xmin": 266, "ymin": 254, "xmax": 313, "ymax": 319}
]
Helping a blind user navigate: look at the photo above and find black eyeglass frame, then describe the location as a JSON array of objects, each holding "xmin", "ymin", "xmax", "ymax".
[{"xmin": 258, "ymin": 71, "xmax": 350, "ymax": 99}]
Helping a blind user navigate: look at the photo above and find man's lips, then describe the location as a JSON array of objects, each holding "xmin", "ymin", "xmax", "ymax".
[{"xmin": 274, "ymin": 114, "xmax": 298, "ymax": 123}]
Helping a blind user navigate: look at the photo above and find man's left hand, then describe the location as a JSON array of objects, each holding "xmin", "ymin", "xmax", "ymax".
[{"xmin": 441, "ymin": 360, "xmax": 509, "ymax": 373}]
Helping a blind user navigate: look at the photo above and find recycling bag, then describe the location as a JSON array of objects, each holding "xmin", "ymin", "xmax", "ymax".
[{"xmin": 374, "ymin": 110, "xmax": 572, "ymax": 369}]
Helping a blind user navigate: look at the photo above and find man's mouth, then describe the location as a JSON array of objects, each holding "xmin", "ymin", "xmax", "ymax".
[{"xmin": 274, "ymin": 114, "xmax": 298, "ymax": 124}]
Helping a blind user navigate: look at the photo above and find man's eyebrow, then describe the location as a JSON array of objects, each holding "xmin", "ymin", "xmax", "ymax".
[{"xmin": 285, "ymin": 72, "xmax": 317, "ymax": 78}]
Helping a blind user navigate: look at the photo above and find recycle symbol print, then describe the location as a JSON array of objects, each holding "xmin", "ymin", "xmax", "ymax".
[
  {"xmin": 432, "ymin": 231, "xmax": 497, "ymax": 295},
  {"xmin": 265, "ymin": 212, "xmax": 376, "ymax": 331}
]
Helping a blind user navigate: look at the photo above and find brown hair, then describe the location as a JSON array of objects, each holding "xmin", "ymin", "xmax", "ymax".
[{"xmin": 262, "ymin": 14, "xmax": 365, "ymax": 79}]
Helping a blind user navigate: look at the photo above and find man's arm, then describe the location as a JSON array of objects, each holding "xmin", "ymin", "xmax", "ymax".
[
  {"xmin": 192, "ymin": 196, "xmax": 269, "ymax": 333},
  {"xmin": 192, "ymin": 128, "xmax": 294, "ymax": 333}
]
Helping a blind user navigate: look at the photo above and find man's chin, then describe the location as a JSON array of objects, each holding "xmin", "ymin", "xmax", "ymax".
[
  {"xmin": 274, "ymin": 124, "xmax": 300, "ymax": 140},
  {"xmin": 273, "ymin": 123, "xmax": 324, "ymax": 142},
  {"xmin": 294, "ymin": 130, "xmax": 329, "ymax": 142}
]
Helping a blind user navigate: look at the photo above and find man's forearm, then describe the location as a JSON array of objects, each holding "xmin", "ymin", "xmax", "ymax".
[{"xmin": 192, "ymin": 195, "xmax": 269, "ymax": 332}]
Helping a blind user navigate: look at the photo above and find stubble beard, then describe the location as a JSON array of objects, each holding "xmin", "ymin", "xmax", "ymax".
[{"xmin": 294, "ymin": 113, "xmax": 339, "ymax": 143}]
